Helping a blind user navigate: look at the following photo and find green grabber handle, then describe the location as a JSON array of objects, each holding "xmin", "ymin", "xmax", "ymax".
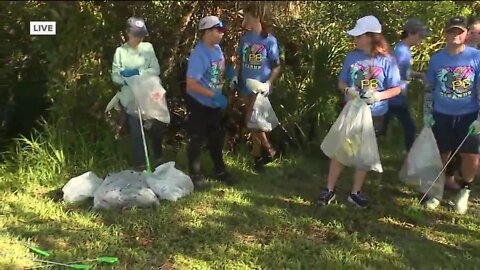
[
  {"xmin": 468, "ymin": 125, "xmax": 476, "ymax": 135},
  {"xmin": 23, "ymin": 244, "xmax": 50, "ymax": 257},
  {"xmin": 65, "ymin": 256, "xmax": 119, "ymax": 265}
]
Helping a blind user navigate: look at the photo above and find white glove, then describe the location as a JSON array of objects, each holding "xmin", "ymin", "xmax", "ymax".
[
  {"xmin": 230, "ymin": 76, "xmax": 238, "ymax": 88},
  {"xmin": 246, "ymin": 79, "xmax": 270, "ymax": 95},
  {"xmin": 261, "ymin": 81, "xmax": 271, "ymax": 96},
  {"xmin": 469, "ymin": 119, "xmax": 480, "ymax": 135},
  {"xmin": 344, "ymin": 86, "xmax": 359, "ymax": 100},
  {"xmin": 360, "ymin": 90, "xmax": 381, "ymax": 105}
]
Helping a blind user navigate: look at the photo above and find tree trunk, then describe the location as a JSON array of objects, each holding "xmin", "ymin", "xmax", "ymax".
[{"xmin": 162, "ymin": 1, "xmax": 199, "ymax": 78}]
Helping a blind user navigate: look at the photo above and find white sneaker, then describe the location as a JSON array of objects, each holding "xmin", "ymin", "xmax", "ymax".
[
  {"xmin": 423, "ymin": 197, "xmax": 440, "ymax": 210},
  {"xmin": 454, "ymin": 188, "xmax": 470, "ymax": 215}
]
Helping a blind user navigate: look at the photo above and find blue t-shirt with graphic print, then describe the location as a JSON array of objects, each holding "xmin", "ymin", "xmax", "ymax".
[
  {"xmin": 186, "ymin": 41, "xmax": 225, "ymax": 108},
  {"xmin": 237, "ymin": 31, "xmax": 280, "ymax": 96},
  {"xmin": 427, "ymin": 46, "xmax": 480, "ymax": 116},
  {"xmin": 339, "ymin": 50, "xmax": 402, "ymax": 116},
  {"xmin": 389, "ymin": 41, "xmax": 412, "ymax": 106}
]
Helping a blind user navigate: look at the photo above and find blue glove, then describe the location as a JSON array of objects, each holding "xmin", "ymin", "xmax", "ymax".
[
  {"xmin": 120, "ymin": 68, "xmax": 140, "ymax": 78},
  {"xmin": 212, "ymin": 91, "xmax": 228, "ymax": 109}
]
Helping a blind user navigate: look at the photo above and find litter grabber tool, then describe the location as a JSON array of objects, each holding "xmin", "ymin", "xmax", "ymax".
[{"xmin": 137, "ymin": 105, "xmax": 152, "ymax": 175}]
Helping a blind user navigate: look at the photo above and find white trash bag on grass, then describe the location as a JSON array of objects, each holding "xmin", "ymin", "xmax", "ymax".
[
  {"xmin": 399, "ymin": 127, "xmax": 445, "ymax": 200},
  {"xmin": 146, "ymin": 161, "xmax": 194, "ymax": 202},
  {"xmin": 63, "ymin": 171, "xmax": 103, "ymax": 203},
  {"xmin": 321, "ymin": 97, "xmax": 382, "ymax": 172},
  {"xmin": 93, "ymin": 170, "xmax": 160, "ymax": 210}
]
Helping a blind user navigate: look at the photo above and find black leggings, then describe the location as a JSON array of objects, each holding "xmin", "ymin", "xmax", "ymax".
[{"xmin": 185, "ymin": 95, "xmax": 226, "ymax": 176}]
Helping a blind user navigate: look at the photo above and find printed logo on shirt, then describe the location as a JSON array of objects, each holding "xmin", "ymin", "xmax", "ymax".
[
  {"xmin": 209, "ymin": 59, "xmax": 225, "ymax": 90},
  {"xmin": 437, "ymin": 66, "xmax": 473, "ymax": 99},
  {"xmin": 241, "ymin": 42, "xmax": 266, "ymax": 70},
  {"xmin": 350, "ymin": 63, "xmax": 383, "ymax": 95}
]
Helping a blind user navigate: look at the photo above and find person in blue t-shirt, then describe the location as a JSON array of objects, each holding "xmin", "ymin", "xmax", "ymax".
[
  {"xmin": 379, "ymin": 19, "xmax": 430, "ymax": 151},
  {"xmin": 422, "ymin": 16, "xmax": 480, "ymax": 214},
  {"xmin": 316, "ymin": 15, "xmax": 401, "ymax": 209},
  {"xmin": 185, "ymin": 16, "xmax": 237, "ymax": 188},
  {"xmin": 230, "ymin": 4, "xmax": 281, "ymax": 172}
]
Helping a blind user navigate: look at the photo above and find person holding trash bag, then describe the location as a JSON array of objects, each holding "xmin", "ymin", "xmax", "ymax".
[
  {"xmin": 317, "ymin": 15, "xmax": 401, "ymax": 208},
  {"xmin": 185, "ymin": 15, "xmax": 237, "ymax": 188},
  {"xmin": 231, "ymin": 4, "xmax": 282, "ymax": 172},
  {"xmin": 111, "ymin": 17, "xmax": 166, "ymax": 171},
  {"xmin": 422, "ymin": 16, "xmax": 480, "ymax": 214},
  {"xmin": 380, "ymin": 18, "xmax": 430, "ymax": 151}
]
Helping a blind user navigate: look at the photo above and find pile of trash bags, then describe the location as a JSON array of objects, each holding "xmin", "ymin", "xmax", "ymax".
[
  {"xmin": 62, "ymin": 162, "xmax": 194, "ymax": 210},
  {"xmin": 321, "ymin": 97, "xmax": 383, "ymax": 173}
]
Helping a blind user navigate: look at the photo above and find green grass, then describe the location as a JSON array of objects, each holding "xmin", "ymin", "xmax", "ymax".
[{"xmin": 1, "ymin": 121, "xmax": 480, "ymax": 270}]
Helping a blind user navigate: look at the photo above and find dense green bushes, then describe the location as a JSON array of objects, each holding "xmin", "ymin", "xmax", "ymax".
[{"xmin": 2, "ymin": 1, "xmax": 480, "ymax": 181}]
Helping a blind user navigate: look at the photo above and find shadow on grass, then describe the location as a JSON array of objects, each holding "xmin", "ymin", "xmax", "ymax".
[{"xmin": 3, "ymin": 133, "xmax": 480, "ymax": 269}]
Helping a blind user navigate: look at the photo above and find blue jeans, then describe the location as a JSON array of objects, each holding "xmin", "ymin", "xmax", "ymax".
[
  {"xmin": 123, "ymin": 109, "xmax": 166, "ymax": 167},
  {"xmin": 382, "ymin": 103, "xmax": 416, "ymax": 151}
]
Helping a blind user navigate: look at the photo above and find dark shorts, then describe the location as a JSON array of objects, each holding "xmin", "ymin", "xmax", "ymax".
[
  {"xmin": 184, "ymin": 94, "xmax": 223, "ymax": 138},
  {"xmin": 432, "ymin": 111, "xmax": 480, "ymax": 154}
]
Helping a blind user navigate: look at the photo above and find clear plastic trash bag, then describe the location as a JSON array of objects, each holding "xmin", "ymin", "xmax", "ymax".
[
  {"xmin": 321, "ymin": 97, "xmax": 383, "ymax": 172},
  {"xmin": 146, "ymin": 161, "xmax": 194, "ymax": 202},
  {"xmin": 123, "ymin": 75, "xmax": 170, "ymax": 124},
  {"xmin": 93, "ymin": 170, "xmax": 160, "ymax": 210},
  {"xmin": 63, "ymin": 171, "xmax": 103, "ymax": 203},
  {"xmin": 399, "ymin": 127, "xmax": 445, "ymax": 200},
  {"xmin": 246, "ymin": 94, "xmax": 279, "ymax": 132}
]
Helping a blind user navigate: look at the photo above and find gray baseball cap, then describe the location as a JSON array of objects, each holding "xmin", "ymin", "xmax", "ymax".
[
  {"xmin": 403, "ymin": 18, "xmax": 430, "ymax": 37},
  {"xmin": 127, "ymin": 17, "xmax": 149, "ymax": 37}
]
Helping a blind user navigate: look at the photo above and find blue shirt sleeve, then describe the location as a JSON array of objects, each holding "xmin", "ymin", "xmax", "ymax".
[
  {"xmin": 267, "ymin": 36, "xmax": 280, "ymax": 65},
  {"xmin": 394, "ymin": 46, "xmax": 411, "ymax": 80},
  {"xmin": 187, "ymin": 48, "xmax": 208, "ymax": 81},
  {"xmin": 338, "ymin": 55, "xmax": 352, "ymax": 85},
  {"xmin": 383, "ymin": 56, "xmax": 401, "ymax": 89}
]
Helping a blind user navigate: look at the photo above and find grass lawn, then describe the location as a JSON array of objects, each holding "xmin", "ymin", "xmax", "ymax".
[{"xmin": 1, "ymin": 123, "xmax": 480, "ymax": 270}]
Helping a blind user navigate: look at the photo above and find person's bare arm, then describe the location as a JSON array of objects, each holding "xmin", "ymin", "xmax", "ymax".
[
  {"xmin": 378, "ymin": 86, "xmax": 401, "ymax": 100},
  {"xmin": 186, "ymin": 77, "xmax": 215, "ymax": 97},
  {"xmin": 267, "ymin": 65, "xmax": 281, "ymax": 84}
]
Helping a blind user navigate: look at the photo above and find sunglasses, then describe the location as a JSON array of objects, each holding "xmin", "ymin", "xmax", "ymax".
[{"xmin": 210, "ymin": 21, "xmax": 226, "ymax": 33}]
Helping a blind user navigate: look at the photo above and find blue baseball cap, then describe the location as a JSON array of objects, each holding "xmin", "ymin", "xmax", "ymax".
[{"xmin": 127, "ymin": 17, "xmax": 149, "ymax": 37}]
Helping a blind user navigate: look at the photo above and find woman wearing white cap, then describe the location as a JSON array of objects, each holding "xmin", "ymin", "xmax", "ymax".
[
  {"xmin": 111, "ymin": 17, "xmax": 166, "ymax": 171},
  {"xmin": 231, "ymin": 4, "xmax": 282, "ymax": 172},
  {"xmin": 184, "ymin": 15, "xmax": 237, "ymax": 187},
  {"xmin": 317, "ymin": 15, "xmax": 401, "ymax": 208}
]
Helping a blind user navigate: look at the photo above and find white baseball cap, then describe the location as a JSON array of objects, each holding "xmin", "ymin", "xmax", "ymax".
[
  {"xmin": 198, "ymin": 16, "xmax": 223, "ymax": 30},
  {"xmin": 347, "ymin": 15, "xmax": 382, "ymax": 36}
]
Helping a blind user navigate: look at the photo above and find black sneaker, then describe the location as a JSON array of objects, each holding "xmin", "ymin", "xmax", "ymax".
[
  {"xmin": 348, "ymin": 192, "xmax": 368, "ymax": 209},
  {"xmin": 191, "ymin": 174, "xmax": 208, "ymax": 189},
  {"xmin": 215, "ymin": 171, "xmax": 238, "ymax": 186},
  {"xmin": 316, "ymin": 188, "xmax": 336, "ymax": 206}
]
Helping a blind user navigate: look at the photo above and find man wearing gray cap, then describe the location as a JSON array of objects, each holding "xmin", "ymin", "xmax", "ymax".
[
  {"xmin": 381, "ymin": 18, "xmax": 430, "ymax": 151},
  {"xmin": 185, "ymin": 15, "xmax": 237, "ymax": 187}
]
